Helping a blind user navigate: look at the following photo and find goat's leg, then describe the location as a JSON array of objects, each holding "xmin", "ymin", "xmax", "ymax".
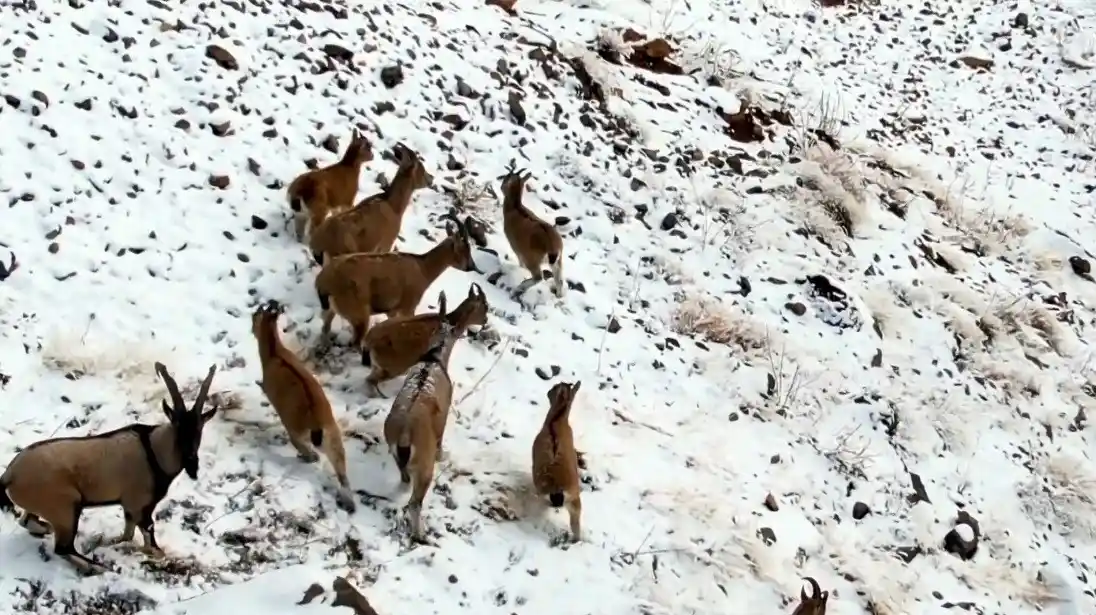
[
  {"xmin": 19, "ymin": 512, "xmax": 51, "ymax": 537},
  {"xmin": 289, "ymin": 430, "xmax": 321, "ymax": 462},
  {"xmin": 294, "ymin": 214, "xmax": 308, "ymax": 241},
  {"xmin": 54, "ymin": 505, "xmax": 110, "ymax": 576},
  {"xmin": 548, "ymin": 251, "xmax": 565, "ymax": 297},
  {"xmin": 512, "ymin": 257, "xmax": 545, "ymax": 298},
  {"xmin": 93, "ymin": 511, "xmax": 137, "ymax": 549},
  {"xmin": 137, "ymin": 505, "xmax": 165, "ymax": 558},
  {"xmin": 364, "ymin": 365, "xmax": 393, "ymax": 398},
  {"xmin": 565, "ymin": 493, "xmax": 582, "ymax": 542},
  {"xmin": 320, "ymin": 428, "xmax": 356, "ymax": 513},
  {"xmin": 406, "ymin": 459, "xmax": 434, "ymax": 543}
]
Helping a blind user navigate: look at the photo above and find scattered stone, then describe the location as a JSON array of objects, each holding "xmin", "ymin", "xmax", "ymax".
[
  {"xmin": 380, "ymin": 65, "xmax": 404, "ymax": 88},
  {"xmin": 205, "ymin": 44, "xmax": 239, "ymax": 70},
  {"xmin": 852, "ymin": 501, "xmax": 870, "ymax": 519},
  {"xmin": 659, "ymin": 212, "xmax": 678, "ymax": 231},
  {"xmin": 763, "ymin": 493, "xmax": 778, "ymax": 511},
  {"xmin": 1012, "ymin": 12, "xmax": 1029, "ymax": 29},
  {"xmin": 606, "ymin": 316, "xmax": 621, "ymax": 333},
  {"xmin": 956, "ymin": 56, "xmax": 994, "ymax": 71},
  {"xmin": 943, "ymin": 511, "xmax": 980, "ymax": 560},
  {"xmin": 1069, "ymin": 255, "xmax": 1091, "ymax": 278},
  {"xmin": 210, "ymin": 121, "xmax": 231, "ymax": 137},
  {"xmin": 209, "ymin": 174, "xmax": 231, "ymax": 189},
  {"xmin": 322, "ymin": 43, "xmax": 354, "ymax": 63},
  {"xmin": 30, "ymin": 90, "xmax": 49, "ymax": 107},
  {"xmin": 785, "ymin": 301, "xmax": 806, "ymax": 316},
  {"xmin": 321, "ymin": 134, "xmax": 340, "ymax": 154}
]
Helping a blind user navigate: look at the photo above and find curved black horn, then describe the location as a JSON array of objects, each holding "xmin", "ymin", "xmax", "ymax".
[
  {"xmin": 155, "ymin": 362, "xmax": 187, "ymax": 410},
  {"xmin": 192, "ymin": 364, "xmax": 218, "ymax": 412},
  {"xmin": 802, "ymin": 577, "xmax": 820, "ymax": 600}
]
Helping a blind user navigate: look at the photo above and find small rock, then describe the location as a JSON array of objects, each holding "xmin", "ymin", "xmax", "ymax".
[
  {"xmin": 210, "ymin": 121, "xmax": 231, "ymax": 137},
  {"xmin": 606, "ymin": 316, "xmax": 621, "ymax": 333},
  {"xmin": 534, "ymin": 367, "xmax": 551, "ymax": 380},
  {"xmin": 30, "ymin": 90, "xmax": 49, "ymax": 107},
  {"xmin": 1069, "ymin": 255, "xmax": 1091, "ymax": 276},
  {"xmin": 205, "ymin": 44, "xmax": 239, "ymax": 70},
  {"xmin": 660, "ymin": 212, "xmax": 678, "ymax": 231},
  {"xmin": 763, "ymin": 494, "xmax": 778, "ymax": 512},
  {"xmin": 852, "ymin": 501, "xmax": 870, "ymax": 519},
  {"xmin": 785, "ymin": 301, "xmax": 807, "ymax": 316},
  {"xmin": 321, "ymin": 134, "xmax": 340, "ymax": 154},
  {"xmin": 209, "ymin": 175, "xmax": 230, "ymax": 189},
  {"xmin": 322, "ymin": 43, "xmax": 354, "ymax": 63},
  {"xmin": 1012, "ymin": 12, "xmax": 1028, "ymax": 29},
  {"xmin": 757, "ymin": 527, "xmax": 776, "ymax": 545},
  {"xmin": 380, "ymin": 65, "xmax": 404, "ymax": 88},
  {"xmin": 250, "ymin": 215, "xmax": 268, "ymax": 230}
]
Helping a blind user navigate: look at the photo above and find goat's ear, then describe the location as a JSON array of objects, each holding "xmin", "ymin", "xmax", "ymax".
[
  {"xmin": 469, "ymin": 283, "xmax": 482, "ymax": 298},
  {"xmin": 201, "ymin": 405, "xmax": 219, "ymax": 425},
  {"xmin": 437, "ymin": 291, "xmax": 447, "ymax": 315},
  {"xmin": 162, "ymin": 399, "xmax": 176, "ymax": 421},
  {"xmin": 571, "ymin": 381, "xmax": 582, "ymax": 395}
]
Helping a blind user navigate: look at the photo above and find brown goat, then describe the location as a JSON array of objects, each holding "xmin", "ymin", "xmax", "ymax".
[
  {"xmin": 285, "ymin": 130, "xmax": 374, "ymax": 241},
  {"xmin": 314, "ymin": 218, "xmax": 481, "ymax": 353},
  {"xmin": 791, "ymin": 577, "xmax": 829, "ymax": 615},
  {"xmin": 499, "ymin": 166, "xmax": 565, "ymax": 298},
  {"xmin": 361, "ymin": 283, "xmax": 489, "ymax": 397},
  {"xmin": 252, "ymin": 300, "xmax": 355, "ymax": 512},
  {"xmin": 309, "ymin": 144, "xmax": 432, "ymax": 265},
  {"xmin": 531, "ymin": 380, "xmax": 582, "ymax": 542},
  {"xmin": 382, "ymin": 317, "xmax": 462, "ymax": 542}
]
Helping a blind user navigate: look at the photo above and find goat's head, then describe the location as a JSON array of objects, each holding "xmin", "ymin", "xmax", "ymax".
[
  {"xmin": 547, "ymin": 380, "xmax": 581, "ymax": 406},
  {"xmin": 499, "ymin": 163, "xmax": 533, "ymax": 196},
  {"xmin": 251, "ymin": 300, "xmax": 285, "ymax": 338},
  {"xmin": 393, "ymin": 143, "xmax": 433, "ymax": 189},
  {"xmin": 451, "ymin": 282, "xmax": 489, "ymax": 329},
  {"xmin": 791, "ymin": 577, "xmax": 828, "ymax": 615},
  {"xmin": 155, "ymin": 362, "xmax": 219, "ymax": 480},
  {"xmin": 444, "ymin": 215, "xmax": 482, "ymax": 273},
  {"xmin": 344, "ymin": 129, "xmax": 374, "ymax": 166}
]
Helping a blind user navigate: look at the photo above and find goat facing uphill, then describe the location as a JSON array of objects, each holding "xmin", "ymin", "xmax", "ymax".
[
  {"xmin": 499, "ymin": 164, "xmax": 565, "ymax": 298},
  {"xmin": 309, "ymin": 143, "xmax": 433, "ymax": 265},
  {"xmin": 361, "ymin": 282, "xmax": 489, "ymax": 397},
  {"xmin": 251, "ymin": 300, "xmax": 355, "ymax": 512},
  {"xmin": 0, "ymin": 362, "xmax": 219, "ymax": 576},
  {"xmin": 314, "ymin": 216, "xmax": 481, "ymax": 353},
  {"xmin": 382, "ymin": 315, "xmax": 462, "ymax": 542},
  {"xmin": 791, "ymin": 577, "xmax": 829, "ymax": 615},
  {"xmin": 531, "ymin": 380, "xmax": 582, "ymax": 542},
  {"xmin": 285, "ymin": 129, "xmax": 374, "ymax": 242}
]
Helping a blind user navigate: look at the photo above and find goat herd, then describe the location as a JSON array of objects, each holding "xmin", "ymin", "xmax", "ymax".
[
  {"xmin": 0, "ymin": 130, "xmax": 830, "ymax": 615},
  {"xmin": 0, "ymin": 130, "xmax": 578, "ymax": 577}
]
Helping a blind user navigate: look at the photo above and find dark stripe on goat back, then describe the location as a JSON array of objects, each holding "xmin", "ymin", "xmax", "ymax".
[
  {"xmin": 133, "ymin": 424, "xmax": 176, "ymax": 502},
  {"xmin": 15, "ymin": 422, "xmax": 152, "ymax": 454}
]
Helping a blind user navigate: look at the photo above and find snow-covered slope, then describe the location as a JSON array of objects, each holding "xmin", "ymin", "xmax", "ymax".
[{"xmin": 2, "ymin": 0, "xmax": 1096, "ymax": 613}]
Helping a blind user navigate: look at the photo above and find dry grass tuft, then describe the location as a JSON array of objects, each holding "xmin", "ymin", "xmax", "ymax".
[{"xmin": 670, "ymin": 293, "xmax": 766, "ymax": 353}]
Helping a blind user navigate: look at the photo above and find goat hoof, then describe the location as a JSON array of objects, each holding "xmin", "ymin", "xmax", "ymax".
[
  {"xmin": 336, "ymin": 492, "xmax": 357, "ymax": 513},
  {"xmin": 141, "ymin": 546, "xmax": 167, "ymax": 559},
  {"xmin": 297, "ymin": 450, "xmax": 321, "ymax": 463}
]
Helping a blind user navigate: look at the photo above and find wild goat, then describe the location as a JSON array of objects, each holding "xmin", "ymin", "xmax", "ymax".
[
  {"xmin": 361, "ymin": 283, "xmax": 489, "ymax": 397},
  {"xmin": 500, "ymin": 165, "xmax": 565, "ymax": 298},
  {"xmin": 314, "ymin": 216, "xmax": 481, "ymax": 353},
  {"xmin": 531, "ymin": 380, "xmax": 582, "ymax": 542},
  {"xmin": 791, "ymin": 577, "xmax": 829, "ymax": 615},
  {"xmin": 309, "ymin": 143, "xmax": 432, "ymax": 265},
  {"xmin": 0, "ymin": 363, "xmax": 218, "ymax": 575},
  {"xmin": 285, "ymin": 129, "xmax": 374, "ymax": 241},
  {"xmin": 252, "ymin": 300, "xmax": 355, "ymax": 512},
  {"xmin": 382, "ymin": 315, "xmax": 462, "ymax": 542}
]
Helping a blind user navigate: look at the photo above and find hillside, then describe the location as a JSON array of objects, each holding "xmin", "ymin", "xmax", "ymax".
[{"xmin": 2, "ymin": 0, "xmax": 1096, "ymax": 613}]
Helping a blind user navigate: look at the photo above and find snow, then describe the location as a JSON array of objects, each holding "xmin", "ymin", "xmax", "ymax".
[{"xmin": 1, "ymin": 0, "xmax": 1095, "ymax": 613}]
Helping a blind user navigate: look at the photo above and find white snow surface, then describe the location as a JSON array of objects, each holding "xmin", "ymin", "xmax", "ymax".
[{"xmin": 1, "ymin": 0, "xmax": 1096, "ymax": 614}]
